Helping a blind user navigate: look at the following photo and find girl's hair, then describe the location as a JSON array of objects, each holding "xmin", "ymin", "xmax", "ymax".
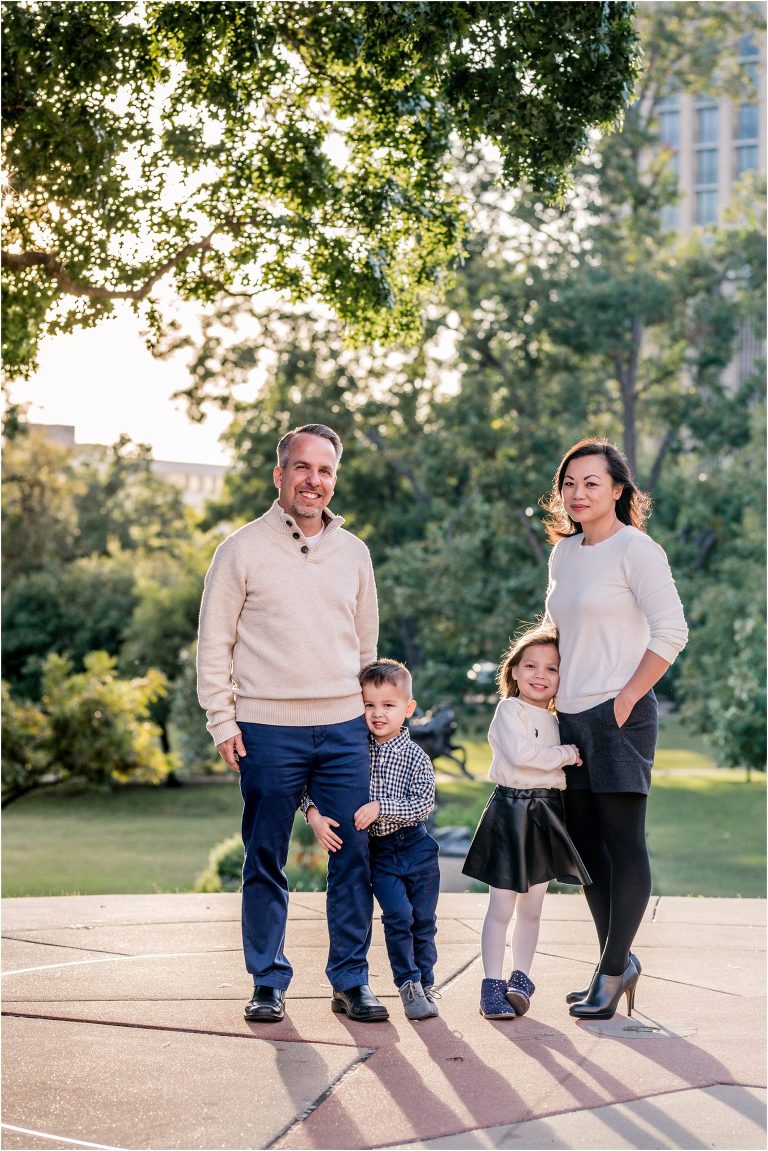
[
  {"xmin": 498, "ymin": 623, "xmax": 560, "ymax": 708},
  {"xmin": 541, "ymin": 436, "xmax": 652, "ymax": 544}
]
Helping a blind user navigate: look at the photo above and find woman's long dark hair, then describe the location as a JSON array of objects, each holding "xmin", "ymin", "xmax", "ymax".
[{"xmin": 542, "ymin": 437, "xmax": 651, "ymax": 544}]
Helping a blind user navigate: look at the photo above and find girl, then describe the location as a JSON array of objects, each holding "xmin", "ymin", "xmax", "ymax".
[{"xmin": 462, "ymin": 624, "xmax": 591, "ymax": 1020}]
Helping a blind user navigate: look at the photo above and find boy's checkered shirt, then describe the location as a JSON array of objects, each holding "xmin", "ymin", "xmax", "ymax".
[{"xmin": 368, "ymin": 727, "xmax": 435, "ymax": 837}]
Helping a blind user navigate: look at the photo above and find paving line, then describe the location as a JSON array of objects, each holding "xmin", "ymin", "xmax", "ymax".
[
  {"xmin": 1, "ymin": 1123, "xmax": 128, "ymax": 1150},
  {"xmin": 1, "ymin": 951, "xmax": 206, "ymax": 976},
  {"xmin": 2, "ymin": 1009, "xmax": 379, "ymax": 1050}
]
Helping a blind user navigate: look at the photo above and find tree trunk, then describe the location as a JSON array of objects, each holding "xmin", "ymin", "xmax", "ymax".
[{"xmin": 614, "ymin": 314, "xmax": 643, "ymax": 474}]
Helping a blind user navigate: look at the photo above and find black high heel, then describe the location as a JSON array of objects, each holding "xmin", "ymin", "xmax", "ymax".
[
  {"xmin": 569, "ymin": 959, "xmax": 638, "ymax": 1020},
  {"xmin": 565, "ymin": 952, "xmax": 641, "ymax": 1005}
]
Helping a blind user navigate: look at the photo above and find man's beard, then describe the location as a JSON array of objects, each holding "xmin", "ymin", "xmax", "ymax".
[{"xmin": 290, "ymin": 498, "xmax": 322, "ymax": 521}]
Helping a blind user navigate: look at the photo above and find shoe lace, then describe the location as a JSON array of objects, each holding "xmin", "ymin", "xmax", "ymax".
[{"xmin": 424, "ymin": 987, "xmax": 442, "ymax": 1000}]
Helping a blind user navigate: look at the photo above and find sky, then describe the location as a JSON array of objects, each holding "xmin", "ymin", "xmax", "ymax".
[{"xmin": 10, "ymin": 305, "xmax": 234, "ymax": 467}]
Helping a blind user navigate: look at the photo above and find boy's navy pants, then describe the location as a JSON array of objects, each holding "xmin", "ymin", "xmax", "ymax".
[
  {"xmin": 369, "ymin": 823, "xmax": 440, "ymax": 989},
  {"xmin": 237, "ymin": 716, "xmax": 372, "ymax": 993}
]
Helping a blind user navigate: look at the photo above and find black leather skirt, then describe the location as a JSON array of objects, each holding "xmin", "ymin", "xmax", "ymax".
[{"xmin": 462, "ymin": 785, "xmax": 592, "ymax": 892}]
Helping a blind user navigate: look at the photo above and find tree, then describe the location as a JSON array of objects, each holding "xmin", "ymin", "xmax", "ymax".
[
  {"xmin": 522, "ymin": 0, "xmax": 764, "ymax": 473},
  {"xmin": 119, "ymin": 540, "xmax": 217, "ymax": 761},
  {"xmin": 0, "ymin": 430, "xmax": 82, "ymax": 583},
  {"xmin": 1, "ymin": 652, "xmax": 170, "ymax": 807},
  {"xmin": 1, "ymin": 0, "xmax": 639, "ymax": 377},
  {"xmin": 168, "ymin": 642, "xmax": 221, "ymax": 775},
  {"xmin": 2, "ymin": 554, "xmax": 139, "ymax": 698},
  {"xmin": 71, "ymin": 435, "xmax": 191, "ymax": 557},
  {"xmin": 1, "ymin": 427, "xmax": 196, "ymax": 698},
  {"xmin": 672, "ymin": 403, "xmax": 767, "ymax": 776}
]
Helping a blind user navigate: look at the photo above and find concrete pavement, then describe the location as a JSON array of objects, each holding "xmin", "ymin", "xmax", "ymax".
[{"xmin": 1, "ymin": 892, "xmax": 765, "ymax": 1150}]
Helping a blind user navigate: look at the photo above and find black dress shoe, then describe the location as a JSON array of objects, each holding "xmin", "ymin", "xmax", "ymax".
[
  {"xmin": 331, "ymin": 984, "xmax": 389, "ymax": 1022},
  {"xmin": 244, "ymin": 985, "xmax": 285, "ymax": 1022}
]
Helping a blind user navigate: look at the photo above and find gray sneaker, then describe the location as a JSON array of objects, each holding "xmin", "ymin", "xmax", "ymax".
[
  {"xmin": 422, "ymin": 985, "xmax": 441, "ymax": 1015},
  {"xmin": 399, "ymin": 979, "xmax": 437, "ymax": 1020}
]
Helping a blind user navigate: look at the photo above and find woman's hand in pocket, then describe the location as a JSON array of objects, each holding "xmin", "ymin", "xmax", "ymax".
[{"xmin": 612, "ymin": 691, "xmax": 636, "ymax": 729}]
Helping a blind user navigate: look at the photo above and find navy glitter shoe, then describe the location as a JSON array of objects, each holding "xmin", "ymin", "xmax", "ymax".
[
  {"xmin": 506, "ymin": 969, "xmax": 535, "ymax": 1016},
  {"xmin": 480, "ymin": 978, "xmax": 516, "ymax": 1019}
]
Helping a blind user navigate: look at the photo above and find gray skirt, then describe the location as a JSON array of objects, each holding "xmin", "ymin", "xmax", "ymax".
[{"xmin": 557, "ymin": 691, "xmax": 658, "ymax": 795}]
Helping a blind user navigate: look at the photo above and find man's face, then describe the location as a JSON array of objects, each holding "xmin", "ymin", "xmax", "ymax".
[{"xmin": 274, "ymin": 433, "xmax": 338, "ymax": 534}]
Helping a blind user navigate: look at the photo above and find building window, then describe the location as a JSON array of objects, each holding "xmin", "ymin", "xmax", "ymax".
[
  {"xmin": 695, "ymin": 104, "xmax": 719, "ymax": 144},
  {"xmin": 695, "ymin": 148, "xmax": 718, "ymax": 184},
  {"xmin": 735, "ymin": 144, "xmax": 759, "ymax": 176},
  {"xmin": 659, "ymin": 108, "xmax": 680, "ymax": 149},
  {"xmin": 738, "ymin": 33, "xmax": 760, "ymax": 58},
  {"xmin": 656, "ymin": 96, "xmax": 680, "ymax": 231},
  {"xmin": 736, "ymin": 102, "xmax": 760, "ymax": 140},
  {"xmin": 695, "ymin": 189, "xmax": 718, "ymax": 226},
  {"xmin": 693, "ymin": 100, "xmax": 720, "ymax": 226}
]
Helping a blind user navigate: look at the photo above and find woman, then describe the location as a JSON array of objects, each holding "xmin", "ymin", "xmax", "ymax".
[{"xmin": 543, "ymin": 437, "xmax": 688, "ymax": 1019}]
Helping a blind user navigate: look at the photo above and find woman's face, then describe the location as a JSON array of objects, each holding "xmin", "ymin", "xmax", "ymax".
[{"xmin": 561, "ymin": 454, "xmax": 622, "ymax": 529}]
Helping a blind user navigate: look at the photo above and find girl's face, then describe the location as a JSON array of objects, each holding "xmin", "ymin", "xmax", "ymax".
[
  {"xmin": 511, "ymin": 643, "xmax": 560, "ymax": 709},
  {"xmin": 561, "ymin": 454, "xmax": 622, "ymax": 529}
]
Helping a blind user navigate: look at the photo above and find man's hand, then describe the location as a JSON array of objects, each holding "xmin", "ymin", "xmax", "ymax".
[
  {"xmin": 216, "ymin": 733, "xmax": 246, "ymax": 771},
  {"xmin": 354, "ymin": 800, "xmax": 381, "ymax": 831},
  {"xmin": 307, "ymin": 807, "xmax": 344, "ymax": 853}
]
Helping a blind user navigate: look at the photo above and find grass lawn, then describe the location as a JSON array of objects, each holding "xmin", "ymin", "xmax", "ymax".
[
  {"xmin": 433, "ymin": 726, "xmax": 766, "ymax": 899},
  {"xmin": 1, "ymin": 780, "xmax": 244, "ymax": 897},
  {"xmin": 2, "ymin": 722, "xmax": 765, "ymax": 899},
  {"xmin": 647, "ymin": 774, "xmax": 766, "ymax": 897}
]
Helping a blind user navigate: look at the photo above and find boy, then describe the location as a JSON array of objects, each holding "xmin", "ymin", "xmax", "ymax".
[{"xmin": 306, "ymin": 659, "xmax": 441, "ymax": 1021}]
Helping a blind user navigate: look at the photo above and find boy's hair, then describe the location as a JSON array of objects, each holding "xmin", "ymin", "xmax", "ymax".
[
  {"xmin": 498, "ymin": 623, "xmax": 560, "ymax": 708},
  {"xmin": 359, "ymin": 658, "xmax": 413, "ymax": 698}
]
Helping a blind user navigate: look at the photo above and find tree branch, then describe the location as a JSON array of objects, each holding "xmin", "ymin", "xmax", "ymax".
[
  {"xmin": 2, "ymin": 233, "xmax": 217, "ymax": 302},
  {"xmin": 645, "ymin": 425, "xmax": 676, "ymax": 494},
  {"xmin": 358, "ymin": 426, "xmax": 431, "ymax": 507},
  {"xmin": 515, "ymin": 505, "xmax": 546, "ymax": 564}
]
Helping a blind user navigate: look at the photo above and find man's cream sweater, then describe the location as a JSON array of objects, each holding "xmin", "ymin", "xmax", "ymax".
[{"xmin": 197, "ymin": 501, "xmax": 378, "ymax": 744}]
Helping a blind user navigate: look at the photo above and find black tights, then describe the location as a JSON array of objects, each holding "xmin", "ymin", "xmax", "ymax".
[{"xmin": 562, "ymin": 790, "xmax": 651, "ymax": 976}]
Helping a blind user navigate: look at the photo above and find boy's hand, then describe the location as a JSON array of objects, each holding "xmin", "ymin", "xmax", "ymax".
[
  {"xmin": 569, "ymin": 745, "xmax": 583, "ymax": 766},
  {"xmin": 307, "ymin": 808, "xmax": 343, "ymax": 853},
  {"xmin": 353, "ymin": 800, "xmax": 381, "ymax": 830}
]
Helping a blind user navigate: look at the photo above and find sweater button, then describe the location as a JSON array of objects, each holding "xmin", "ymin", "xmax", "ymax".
[
  {"xmin": 292, "ymin": 532, "xmax": 300, "ymax": 539},
  {"xmin": 301, "ymin": 545, "xmax": 309, "ymax": 554},
  {"xmin": 285, "ymin": 519, "xmax": 293, "ymax": 526}
]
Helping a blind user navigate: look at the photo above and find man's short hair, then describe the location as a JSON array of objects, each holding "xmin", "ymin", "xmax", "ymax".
[
  {"xmin": 276, "ymin": 424, "xmax": 343, "ymax": 469},
  {"xmin": 359, "ymin": 658, "xmax": 413, "ymax": 698}
]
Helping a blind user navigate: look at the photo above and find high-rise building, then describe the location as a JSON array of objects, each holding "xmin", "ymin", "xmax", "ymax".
[{"xmin": 656, "ymin": 24, "xmax": 766, "ymax": 234}]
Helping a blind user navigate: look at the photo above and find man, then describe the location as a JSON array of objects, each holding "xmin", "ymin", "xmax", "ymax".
[{"xmin": 197, "ymin": 423, "xmax": 388, "ymax": 1023}]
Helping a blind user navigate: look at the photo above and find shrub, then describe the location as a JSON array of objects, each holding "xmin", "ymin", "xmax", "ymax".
[
  {"xmin": 1, "ymin": 651, "xmax": 171, "ymax": 807},
  {"xmin": 195, "ymin": 814, "xmax": 329, "ymax": 892}
]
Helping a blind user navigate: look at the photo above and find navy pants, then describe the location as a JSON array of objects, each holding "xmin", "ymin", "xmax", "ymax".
[
  {"xmin": 370, "ymin": 823, "xmax": 440, "ymax": 989},
  {"xmin": 238, "ymin": 716, "xmax": 372, "ymax": 993}
]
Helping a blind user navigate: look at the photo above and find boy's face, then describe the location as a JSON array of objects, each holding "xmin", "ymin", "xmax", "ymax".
[{"xmin": 362, "ymin": 681, "xmax": 417, "ymax": 744}]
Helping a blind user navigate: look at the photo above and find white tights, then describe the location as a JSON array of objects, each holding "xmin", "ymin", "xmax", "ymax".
[{"xmin": 480, "ymin": 882, "xmax": 548, "ymax": 979}]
